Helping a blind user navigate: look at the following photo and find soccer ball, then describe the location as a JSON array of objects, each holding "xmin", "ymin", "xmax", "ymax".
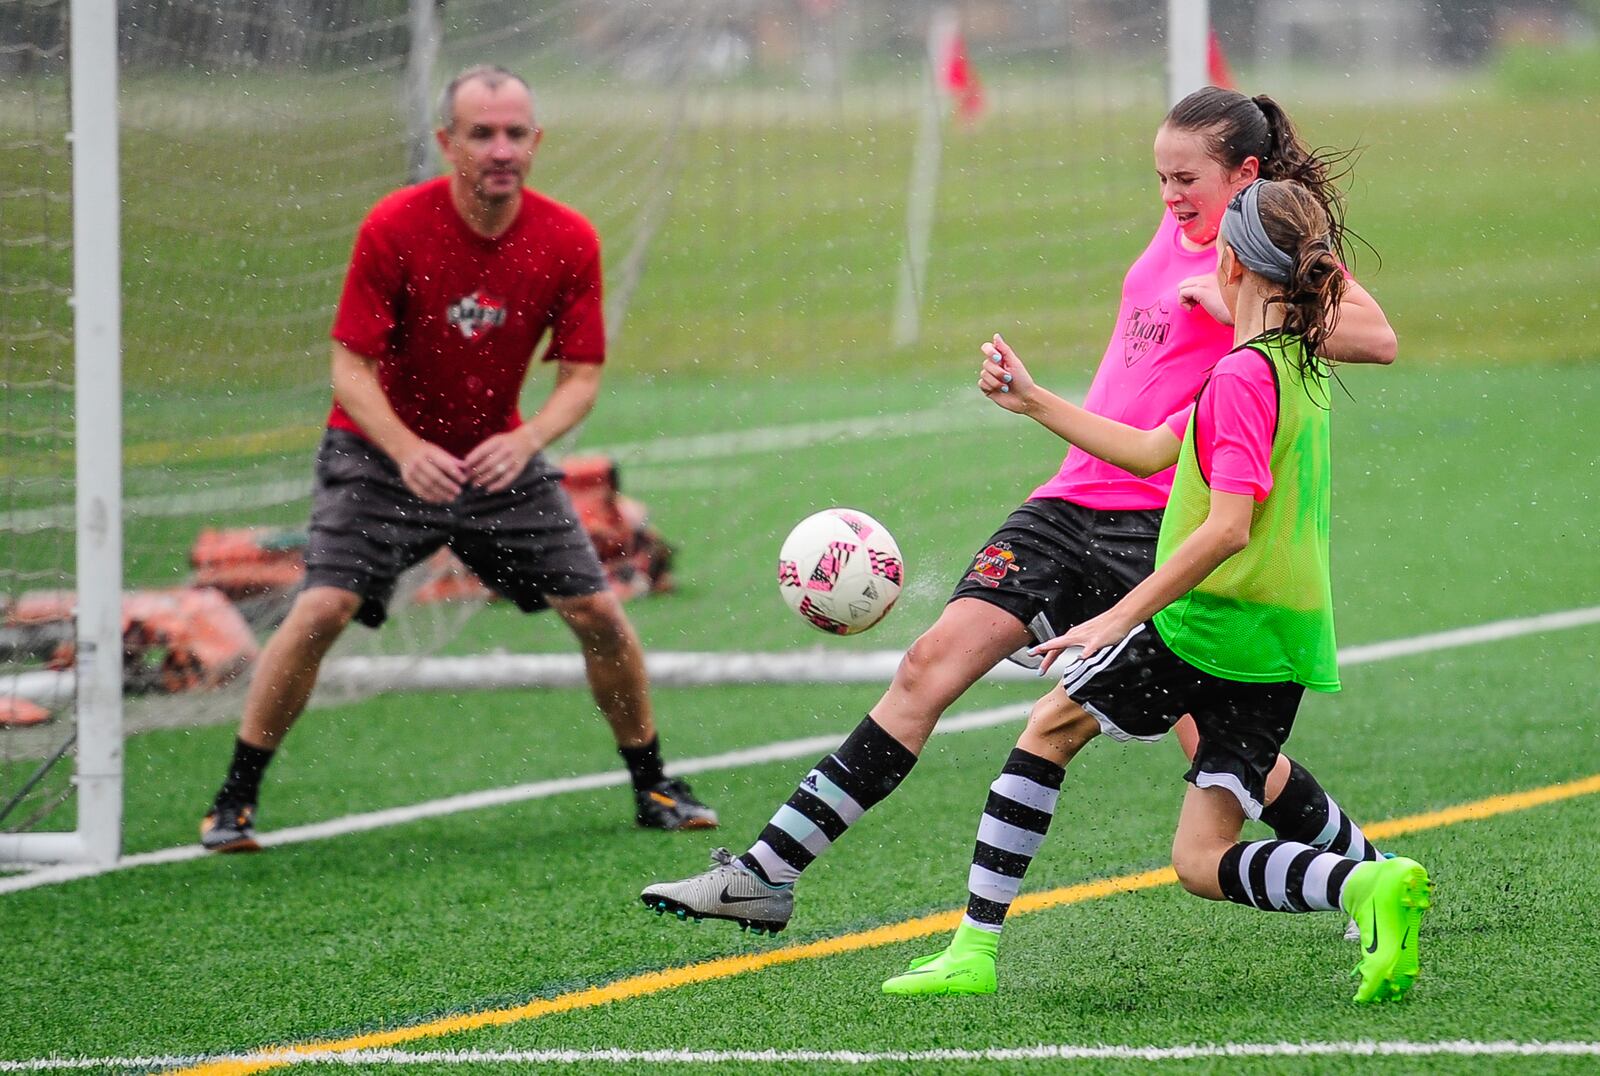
[{"xmin": 777, "ymin": 508, "xmax": 904, "ymax": 636}]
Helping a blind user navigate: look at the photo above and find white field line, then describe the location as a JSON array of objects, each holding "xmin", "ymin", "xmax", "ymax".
[
  {"xmin": 14, "ymin": 605, "xmax": 1600, "ymax": 707},
  {"xmin": 4, "ymin": 1041, "xmax": 1599, "ymax": 1070},
  {"xmin": 327, "ymin": 603, "xmax": 1600, "ymax": 692},
  {"xmin": 2, "ymin": 604, "xmax": 1596, "ymax": 897}
]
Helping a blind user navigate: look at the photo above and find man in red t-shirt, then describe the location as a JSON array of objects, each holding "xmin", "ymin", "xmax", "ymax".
[{"xmin": 200, "ymin": 65, "xmax": 717, "ymax": 851}]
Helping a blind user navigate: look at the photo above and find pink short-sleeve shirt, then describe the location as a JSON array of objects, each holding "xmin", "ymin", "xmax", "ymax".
[{"xmin": 1030, "ymin": 211, "xmax": 1234, "ymax": 509}]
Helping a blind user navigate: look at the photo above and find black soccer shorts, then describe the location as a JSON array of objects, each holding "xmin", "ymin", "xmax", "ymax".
[
  {"xmin": 948, "ymin": 498, "xmax": 1162, "ymax": 636},
  {"xmin": 304, "ymin": 429, "xmax": 609, "ymax": 627},
  {"xmin": 1060, "ymin": 622, "xmax": 1305, "ymax": 818}
]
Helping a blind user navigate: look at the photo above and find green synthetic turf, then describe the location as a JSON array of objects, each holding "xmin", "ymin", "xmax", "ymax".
[
  {"xmin": 1, "ymin": 82, "xmax": 1598, "ymax": 1070},
  {"xmin": 3, "ymin": 632, "xmax": 1599, "ymax": 1067}
]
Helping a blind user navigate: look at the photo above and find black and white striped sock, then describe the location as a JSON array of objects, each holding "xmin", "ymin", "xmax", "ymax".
[
  {"xmin": 1217, "ymin": 839, "xmax": 1360, "ymax": 913},
  {"xmin": 739, "ymin": 715, "xmax": 917, "ymax": 886},
  {"xmin": 963, "ymin": 747, "xmax": 1065, "ymax": 934},
  {"xmin": 1259, "ymin": 759, "xmax": 1381, "ymax": 862}
]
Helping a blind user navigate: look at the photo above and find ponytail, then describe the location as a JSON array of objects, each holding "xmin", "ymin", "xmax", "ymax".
[
  {"xmin": 1248, "ymin": 181, "xmax": 1348, "ymax": 373},
  {"xmin": 1250, "ymin": 94, "xmax": 1348, "ymax": 257}
]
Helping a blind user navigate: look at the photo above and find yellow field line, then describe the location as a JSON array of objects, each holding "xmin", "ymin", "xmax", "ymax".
[
  {"xmin": 167, "ymin": 771, "xmax": 1600, "ymax": 1076},
  {"xmin": 123, "ymin": 426, "xmax": 323, "ymax": 468},
  {"xmin": 0, "ymin": 426, "xmax": 324, "ymax": 480}
]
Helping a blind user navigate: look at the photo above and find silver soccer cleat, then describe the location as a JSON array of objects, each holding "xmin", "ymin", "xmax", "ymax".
[{"xmin": 640, "ymin": 846, "xmax": 794, "ymax": 935}]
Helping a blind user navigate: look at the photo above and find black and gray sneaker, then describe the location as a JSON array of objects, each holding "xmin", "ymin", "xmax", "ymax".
[
  {"xmin": 641, "ymin": 847, "xmax": 793, "ymax": 935},
  {"xmin": 635, "ymin": 777, "xmax": 719, "ymax": 831},
  {"xmin": 200, "ymin": 798, "xmax": 260, "ymax": 853}
]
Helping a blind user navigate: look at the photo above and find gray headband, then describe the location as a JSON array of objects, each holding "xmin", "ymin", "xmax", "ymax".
[{"xmin": 1218, "ymin": 180, "xmax": 1293, "ymax": 283}]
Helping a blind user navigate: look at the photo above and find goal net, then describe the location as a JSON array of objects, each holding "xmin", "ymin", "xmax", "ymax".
[{"xmin": 2, "ymin": 0, "xmax": 1188, "ymax": 862}]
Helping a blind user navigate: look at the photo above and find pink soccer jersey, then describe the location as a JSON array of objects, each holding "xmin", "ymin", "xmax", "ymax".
[{"xmin": 1031, "ymin": 211, "xmax": 1234, "ymax": 510}]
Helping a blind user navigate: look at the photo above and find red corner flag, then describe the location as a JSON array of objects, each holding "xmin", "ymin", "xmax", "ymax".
[
  {"xmin": 1207, "ymin": 28, "xmax": 1237, "ymax": 90},
  {"xmin": 937, "ymin": 26, "xmax": 985, "ymax": 123}
]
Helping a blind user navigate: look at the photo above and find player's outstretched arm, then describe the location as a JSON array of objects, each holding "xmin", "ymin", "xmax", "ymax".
[
  {"xmin": 979, "ymin": 333, "xmax": 1181, "ymax": 477},
  {"xmin": 1319, "ymin": 279, "xmax": 1396, "ymax": 365},
  {"xmin": 331, "ymin": 342, "xmax": 466, "ymax": 503}
]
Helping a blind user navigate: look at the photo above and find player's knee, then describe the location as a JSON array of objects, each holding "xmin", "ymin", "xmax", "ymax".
[
  {"xmin": 559, "ymin": 593, "xmax": 632, "ymax": 650},
  {"xmin": 1170, "ymin": 838, "xmax": 1225, "ymax": 898},
  {"xmin": 286, "ymin": 587, "xmax": 359, "ymax": 642},
  {"xmin": 893, "ymin": 631, "xmax": 948, "ymax": 693}
]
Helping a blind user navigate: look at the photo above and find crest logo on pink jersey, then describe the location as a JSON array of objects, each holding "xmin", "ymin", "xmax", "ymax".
[
  {"xmin": 1122, "ymin": 301, "xmax": 1171, "ymax": 366},
  {"xmin": 447, "ymin": 290, "xmax": 507, "ymax": 341}
]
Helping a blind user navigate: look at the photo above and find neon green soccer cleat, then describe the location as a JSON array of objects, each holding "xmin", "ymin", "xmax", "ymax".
[
  {"xmin": 881, "ymin": 923, "xmax": 998, "ymax": 997},
  {"xmin": 1341, "ymin": 856, "xmax": 1432, "ymax": 1004}
]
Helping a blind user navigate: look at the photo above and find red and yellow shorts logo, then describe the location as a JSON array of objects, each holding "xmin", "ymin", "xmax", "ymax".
[{"xmin": 965, "ymin": 542, "xmax": 1019, "ymax": 588}]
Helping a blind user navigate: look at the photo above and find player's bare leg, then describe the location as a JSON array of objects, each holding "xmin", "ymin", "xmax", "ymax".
[
  {"xmin": 202, "ymin": 586, "xmax": 360, "ymax": 851},
  {"xmin": 550, "ymin": 590, "xmax": 654, "ymax": 748},
  {"xmin": 1015, "ymin": 683, "xmax": 1102, "ymax": 765},
  {"xmin": 870, "ymin": 598, "xmax": 1033, "ymax": 752},
  {"xmin": 1171, "ymin": 783, "xmax": 1247, "ymax": 900},
  {"xmin": 239, "ymin": 587, "xmax": 362, "ymax": 747},
  {"xmin": 552, "ymin": 590, "xmax": 716, "ymax": 830}
]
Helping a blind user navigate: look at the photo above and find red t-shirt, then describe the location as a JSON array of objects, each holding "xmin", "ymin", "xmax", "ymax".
[{"xmin": 328, "ymin": 176, "xmax": 605, "ymax": 457}]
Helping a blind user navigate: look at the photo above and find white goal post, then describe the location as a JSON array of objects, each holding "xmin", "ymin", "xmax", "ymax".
[{"xmin": 0, "ymin": 0, "xmax": 123, "ymax": 866}]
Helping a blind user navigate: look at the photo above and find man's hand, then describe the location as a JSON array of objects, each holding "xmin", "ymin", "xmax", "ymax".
[
  {"xmin": 397, "ymin": 440, "xmax": 469, "ymax": 504},
  {"xmin": 1032, "ymin": 608, "xmax": 1137, "ymax": 674},
  {"xmin": 464, "ymin": 426, "xmax": 541, "ymax": 493},
  {"xmin": 979, "ymin": 333, "xmax": 1038, "ymax": 415},
  {"xmin": 1177, "ymin": 274, "xmax": 1233, "ymax": 325}
]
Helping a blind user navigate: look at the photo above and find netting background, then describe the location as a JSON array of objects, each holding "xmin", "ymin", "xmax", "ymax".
[
  {"xmin": 0, "ymin": 1, "xmax": 1171, "ymax": 822},
  {"xmin": 0, "ymin": 0, "xmax": 77, "ymax": 834}
]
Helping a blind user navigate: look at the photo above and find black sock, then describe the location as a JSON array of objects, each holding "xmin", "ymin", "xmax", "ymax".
[
  {"xmin": 216, "ymin": 738, "xmax": 275, "ymax": 806},
  {"xmin": 620, "ymin": 737, "xmax": 666, "ymax": 790},
  {"xmin": 739, "ymin": 715, "xmax": 918, "ymax": 886},
  {"xmin": 1259, "ymin": 758, "xmax": 1381, "ymax": 861}
]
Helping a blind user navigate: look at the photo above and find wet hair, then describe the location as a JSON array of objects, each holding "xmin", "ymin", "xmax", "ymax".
[
  {"xmin": 1164, "ymin": 86, "xmax": 1349, "ymax": 259},
  {"xmin": 1238, "ymin": 180, "xmax": 1347, "ymax": 365},
  {"xmin": 437, "ymin": 64, "xmax": 534, "ymax": 130}
]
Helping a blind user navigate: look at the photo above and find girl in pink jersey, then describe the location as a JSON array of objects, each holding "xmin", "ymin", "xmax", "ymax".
[{"xmin": 640, "ymin": 88, "xmax": 1395, "ymax": 940}]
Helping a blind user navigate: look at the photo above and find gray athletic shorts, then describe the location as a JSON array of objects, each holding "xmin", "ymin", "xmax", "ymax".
[
  {"xmin": 1060, "ymin": 622, "xmax": 1304, "ymax": 819},
  {"xmin": 305, "ymin": 429, "xmax": 608, "ymax": 627}
]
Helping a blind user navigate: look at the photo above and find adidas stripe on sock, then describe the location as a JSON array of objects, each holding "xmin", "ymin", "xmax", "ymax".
[
  {"xmin": 740, "ymin": 715, "xmax": 917, "ymax": 886},
  {"xmin": 1259, "ymin": 759, "xmax": 1382, "ymax": 862},
  {"xmin": 1217, "ymin": 839, "xmax": 1360, "ymax": 913},
  {"xmin": 964, "ymin": 747, "xmax": 1065, "ymax": 934}
]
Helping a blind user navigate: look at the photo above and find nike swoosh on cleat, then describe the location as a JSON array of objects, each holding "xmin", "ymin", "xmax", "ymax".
[
  {"xmin": 1365, "ymin": 913, "xmax": 1380, "ymax": 954},
  {"xmin": 1400, "ymin": 926, "xmax": 1413, "ymax": 951},
  {"xmin": 718, "ymin": 886, "xmax": 775, "ymax": 904}
]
